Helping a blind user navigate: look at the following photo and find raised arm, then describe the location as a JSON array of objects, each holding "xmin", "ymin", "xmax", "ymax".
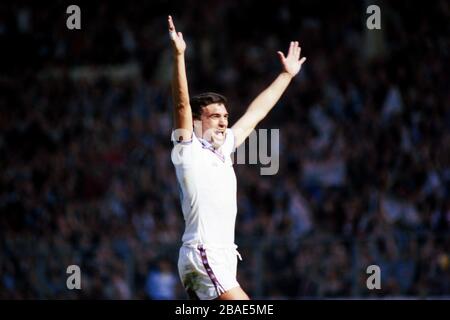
[
  {"xmin": 168, "ymin": 15, "xmax": 192, "ymax": 142},
  {"xmin": 232, "ymin": 41, "xmax": 306, "ymax": 148}
]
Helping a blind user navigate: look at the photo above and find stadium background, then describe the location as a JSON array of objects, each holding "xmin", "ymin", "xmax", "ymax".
[{"xmin": 0, "ymin": 0, "xmax": 449, "ymax": 299}]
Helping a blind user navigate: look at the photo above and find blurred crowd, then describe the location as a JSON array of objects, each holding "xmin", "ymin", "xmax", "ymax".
[{"xmin": 0, "ymin": 0, "xmax": 449, "ymax": 299}]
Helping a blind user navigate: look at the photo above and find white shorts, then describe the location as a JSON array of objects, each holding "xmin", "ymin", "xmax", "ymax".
[{"xmin": 178, "ymin": 244, "xmax": 242, "ymax": 300}]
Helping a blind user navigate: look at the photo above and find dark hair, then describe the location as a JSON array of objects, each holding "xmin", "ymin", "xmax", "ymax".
[{"xmin": 190, "ymin": 92, "xmax": 228, "ymax": 120}]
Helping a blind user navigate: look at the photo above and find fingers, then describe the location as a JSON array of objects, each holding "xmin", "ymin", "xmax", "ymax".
[
  {"xmin": 277, "ymin": 51, "xmax": 286, "ymax": 61},
  {"xmin": 287, "ymin": 41, "xmax": 301, "ymax": 58},
  {"xmin": 168, "ymin": 15, "xmax": 177, "ymax": 41},
  {"xmin": 168, "ymin": 15, "xmax": 178, "ymax": 41},
  {"xmin": 300, "ymin": 57, "xmax": 307, "ymax": 64},
  {"xmin": 168, "ymin": 15, "xmax": 176, "ymax": 32},
  {"xmin": 287, "ymin": 41, "xmax": 294, "ymax": 57},
  {"xmin": 286, "ymin": 41, "xmax": 303, "ymax": 61}
]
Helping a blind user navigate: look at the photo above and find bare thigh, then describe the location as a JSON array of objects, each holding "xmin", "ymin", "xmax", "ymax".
[{"xmin": 216, "ymin": 286, "xmax": 250, "ymax": 300}]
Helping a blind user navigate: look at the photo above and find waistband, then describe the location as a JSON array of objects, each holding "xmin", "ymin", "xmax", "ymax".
[{"xmin": 182, "ymin": 242, "xmax": 243, "ymax": 261}]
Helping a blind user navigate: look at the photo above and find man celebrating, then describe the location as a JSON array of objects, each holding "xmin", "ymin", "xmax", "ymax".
[{"xmin": 168, "ymin": 15, "xmax": 306, "ymax": 300}]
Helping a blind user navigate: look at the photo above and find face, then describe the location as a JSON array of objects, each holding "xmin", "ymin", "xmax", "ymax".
[{"xmin": 194, "ymin": 103, "xmax": 229, "ymax": 148}]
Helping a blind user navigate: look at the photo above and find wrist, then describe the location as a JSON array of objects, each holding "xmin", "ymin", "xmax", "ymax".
[
  {"xmin": 173, "ymin": 52, "xmax": 185, "ymax": 59},
  {"xmin": 280, "ymin": 71, "xmax": 294, "ymax": 80}
]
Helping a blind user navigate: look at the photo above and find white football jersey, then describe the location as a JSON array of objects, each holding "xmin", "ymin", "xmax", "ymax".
[{"xmin": 171, "ymin": 129, "xmax": 237, "ymax": 246}]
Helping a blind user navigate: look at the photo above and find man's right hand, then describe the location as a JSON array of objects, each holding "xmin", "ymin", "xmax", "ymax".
[{"xmin": 168, "ymin": 15, "xmax": 186, "ymax": 56}]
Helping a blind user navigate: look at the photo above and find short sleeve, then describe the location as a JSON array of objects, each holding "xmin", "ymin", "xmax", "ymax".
[
  {"xmin": 170, "ymin": 130, "xmax": 201, "ymax": 167},
  {"xmin": 171, "ymin": 129, "xmax": 193, "ymax": 146}
]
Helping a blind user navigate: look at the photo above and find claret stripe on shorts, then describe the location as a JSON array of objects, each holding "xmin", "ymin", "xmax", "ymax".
[{"xmin": 197, "ymin": 244, "xmax": 226, "ymax": 296}]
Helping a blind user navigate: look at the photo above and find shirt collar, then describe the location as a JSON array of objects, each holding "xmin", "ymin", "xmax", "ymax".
[{"xmin": 197, "ymin": 136, "xmax": 225, "ymax": 162}]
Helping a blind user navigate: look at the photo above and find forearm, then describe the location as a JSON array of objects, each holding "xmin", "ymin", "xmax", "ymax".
[
  {"xmin": 171, "ymin": 53, "xmax": 193, "ymax": 130},
  {"xmin": 246, "ymin": 72, "xmax": 293, "ymax": 120},
  {"xmin": 172, "ymin": 54, "xmax": 190, "ymax": 109}
]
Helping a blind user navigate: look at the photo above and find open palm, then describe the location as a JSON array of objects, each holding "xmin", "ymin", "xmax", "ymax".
[{"xmin": 277, "ymin": 41, "xmax": 306, "ymax": 77}]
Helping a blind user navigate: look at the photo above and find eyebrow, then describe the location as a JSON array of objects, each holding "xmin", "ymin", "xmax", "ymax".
[{"xmin": 210, "ymin": 113, "xmax": 229, "ymax": 117}]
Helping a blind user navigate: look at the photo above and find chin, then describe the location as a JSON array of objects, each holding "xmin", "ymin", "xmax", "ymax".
[{"xmin": 211, "ymin": 135, "xmax": 225, "ymax": 149}]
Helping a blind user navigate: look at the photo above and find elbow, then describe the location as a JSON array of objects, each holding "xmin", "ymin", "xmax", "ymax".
[{"xmin": 175, "ymin": 103, "xmax": 190, "ymax": 111}]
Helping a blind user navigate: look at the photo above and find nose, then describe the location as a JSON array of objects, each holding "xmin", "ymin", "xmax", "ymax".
[{"xmin": 219, "ymin": 117, "xmax": 227, "ymax": 128}]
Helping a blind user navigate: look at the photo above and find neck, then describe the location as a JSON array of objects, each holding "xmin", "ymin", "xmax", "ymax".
[{"xmin": 198, "ymin": 137, "xmax": 218, "ymax": 149}]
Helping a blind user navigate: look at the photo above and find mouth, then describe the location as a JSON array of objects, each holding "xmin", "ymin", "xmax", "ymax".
[{"xmin": 214, "ymin": 130, "xmax": 225, "ymax": 139}]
